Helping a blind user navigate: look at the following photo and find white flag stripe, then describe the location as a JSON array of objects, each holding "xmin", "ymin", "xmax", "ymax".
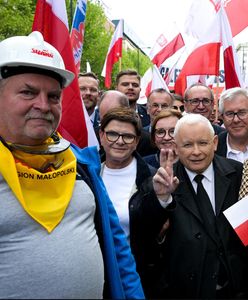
[
  {"xmin": 223, "ymin": 195, "xmax": 248, "ymax": 228},
  {"xmin": 46, "ymin": 0, "xmax": 68, "ymax": 28}
]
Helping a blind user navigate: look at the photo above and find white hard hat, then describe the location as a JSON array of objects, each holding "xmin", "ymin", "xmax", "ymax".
[{"xmin": 0, "ymin": 31, "xmax": 74, "ymax": 87}]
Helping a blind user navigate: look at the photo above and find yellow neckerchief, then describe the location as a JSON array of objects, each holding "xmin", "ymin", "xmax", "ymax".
[{"xmin": 0, "ymin": 141, "xmax": 76, "ymax": 233}]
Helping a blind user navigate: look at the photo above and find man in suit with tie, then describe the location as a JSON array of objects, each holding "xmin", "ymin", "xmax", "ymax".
[{"xmin": 153, "ymin": 113, "xmax": 248, "ymax": 299}]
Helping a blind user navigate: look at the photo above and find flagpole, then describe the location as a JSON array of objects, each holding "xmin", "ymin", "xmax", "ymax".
[{"xmin": 70, "ymin": 0, "xmax": 73, "ymax": 28}]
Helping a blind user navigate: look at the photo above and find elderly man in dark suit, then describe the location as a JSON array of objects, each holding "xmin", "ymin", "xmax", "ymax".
[{"xmin": 153, "ymin": 113, "xmax": 248, "ymax": 299}]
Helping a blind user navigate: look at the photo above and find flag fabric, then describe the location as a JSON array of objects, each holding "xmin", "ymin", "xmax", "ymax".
[
  {"xmin": 150, "ymin": 65, "xmax": 170, "ymax": 92},
  {"xmin": 225, "ymin": 0, "xmax": 248, "ymax": 37},
  {"xmin": 86, "ymin": 61, "xmax": 91, "ymax": 72},
  {"xmin": 32, "ymin": 0, "xmax": 98, "ymax": 149},
  {"xmin": 220, "ymin": 4, "xmax": 244, "ymax": 89},
  {"xmin": 70, "ymin": 0, "xmax": 88, "ymax": 74},
  {"xmin": 150, "ymin": 32, "xmax": 185, "ymax": 68},
  {"xmin": 174, "ymin": 0, "xmax": 222, "ymax": 96},
  {"xmin": 223, "ymin": 195, "xmax": 248, "ymax": 246},
  {"xmin": 138, "ymin": 65, "xmax": 169, "ymax": 104},
  {"xmin": 101, "ymin": 19, "xmax": 123, "ymax": 88}
]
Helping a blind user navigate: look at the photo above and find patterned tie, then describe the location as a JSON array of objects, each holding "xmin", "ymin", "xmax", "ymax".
[{"xmin": 239, "ymin": 159, "xmax": 248, "ymax": 200}]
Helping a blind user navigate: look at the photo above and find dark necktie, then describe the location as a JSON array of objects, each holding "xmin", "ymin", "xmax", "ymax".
[
  {"xmin": 194, "ymin": 174, "xmax": 215, "ymax": 227},
  {"xmin": 194, "ymin": 174, "xmax": 229, "ymax": 287}
]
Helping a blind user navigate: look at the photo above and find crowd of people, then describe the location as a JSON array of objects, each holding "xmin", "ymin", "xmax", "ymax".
[{"xmin": 0, "ymin": 31, "xmax": 248, "ymax": 299}]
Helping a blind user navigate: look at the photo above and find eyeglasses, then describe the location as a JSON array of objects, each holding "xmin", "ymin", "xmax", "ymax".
[
  {"xmin": 104, "ymin": 131, "xmax": 136, "ymax": 144},
  {"xmin": 185, "ymin": 98, "xmax": 212, "ymax": 106},
  {"xmin": 223, "ymin": 110, "xmax": 248, "ymax": 121},
  {"xmin": 150, "ymin": 103, "xmax": 169, "ymax": 110},
  {"xmin": 155, "ymin": 128, "xmax": 175, "ymax": 138},
  {"xmin": 172, "ymin": 105, "xmax": 184, "ymax": 112}
]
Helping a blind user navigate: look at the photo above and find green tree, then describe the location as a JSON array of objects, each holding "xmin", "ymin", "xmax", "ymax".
[
  {"xmin": 0, "ymin": 0, "xmax": 151, "ymax": 89},
  {"xmin": 0, "ymin": 0, "xmax": 36, "ymax": 41},
  {"xmin": 80, "ymin": 1, "xmax": 112, "ymax": 83}
]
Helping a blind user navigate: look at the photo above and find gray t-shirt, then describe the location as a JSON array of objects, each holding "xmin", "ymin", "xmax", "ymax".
[{"xmin": 0, "ymin": 175, "xmax": 104, "ymax": 299}]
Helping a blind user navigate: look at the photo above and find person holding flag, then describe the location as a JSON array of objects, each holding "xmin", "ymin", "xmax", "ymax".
[{"xmin": 0, "ymin": 31, "xmax": 144, "ymax": 299}]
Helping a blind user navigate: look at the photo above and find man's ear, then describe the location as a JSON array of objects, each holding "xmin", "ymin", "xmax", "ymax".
[
  {"xmin": 146, "ymin": 102, "xmax": 150, "ymax": 116},
  {"xmin": 135, "ymin": 136, "xmax": 141, "ymax": 147},
  {"xmin": 213, "ymin": 134, "xmax": 218, "ymax": 151}
]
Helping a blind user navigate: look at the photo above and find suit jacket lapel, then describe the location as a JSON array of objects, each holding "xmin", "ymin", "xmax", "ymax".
[{"xmin": 214, "ymin": 158, "xmax": 232, "ymax": 216}]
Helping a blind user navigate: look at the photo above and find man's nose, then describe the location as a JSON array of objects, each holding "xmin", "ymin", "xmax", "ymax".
[
  {"xmin": 197, "ymin": 101, "xmax": 205, "ymax": 108},
  {"xmin": 34, "ymin": 94, "xmax": 50, "ymax": 111},
  {"xmin": 192, "ymin": 144, "xmax": 201, "ymax": 154}
]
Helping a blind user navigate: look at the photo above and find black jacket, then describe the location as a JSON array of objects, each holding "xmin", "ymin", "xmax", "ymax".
[
  {"xmin": 102, "ymin": 151, "xmax": 169, "ymax": 298},
  {"xmin": 216, "ymin": 130, "xmax": 228, "ymax": 157},
  {"xmin": 162, "ymin": 155, "xmax": 248, "ymax": 298}
]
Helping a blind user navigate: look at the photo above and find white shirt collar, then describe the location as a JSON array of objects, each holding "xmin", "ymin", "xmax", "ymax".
[{"xmin": 185, "ymin": 162, "xmax": 214, "ymax": 185}]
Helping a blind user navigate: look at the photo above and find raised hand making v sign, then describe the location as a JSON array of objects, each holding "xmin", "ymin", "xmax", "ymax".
[{"xmin": 153, "ymin": 148, "xmax": 179, "ymax": 202}]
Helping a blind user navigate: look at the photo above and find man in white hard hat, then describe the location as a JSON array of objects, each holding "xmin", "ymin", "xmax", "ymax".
[{"xmin": 0, "ymin": 31, "xmax": 144, "ymax": 299}]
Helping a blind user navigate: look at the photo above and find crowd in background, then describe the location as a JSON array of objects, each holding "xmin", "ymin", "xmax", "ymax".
[{"xmin": 0, "ymin": 31, "xmax": 247, "ymax": 299}]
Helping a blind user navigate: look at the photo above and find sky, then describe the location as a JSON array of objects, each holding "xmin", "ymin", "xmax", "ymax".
[
  {"xmin": 99, "ymin": 0, "xmax": 248, "ymax": 51},
  {"xmin": 101, "ymin": 0, "xmax": 192, "ymax": 49}
]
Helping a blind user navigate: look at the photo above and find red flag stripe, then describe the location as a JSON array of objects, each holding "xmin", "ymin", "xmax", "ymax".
[
  {"xmin": 223, "ymin": 46, "xmax": 241, "ymax": 89},
  {"xmin": 225, "ymin": 0, "xmax": 248, "ymax": 37},
  {"xmin": 152, "ymin": 33, "xmax": 185, "ymax": 67},
  {"xmin": 33, "ymin": 0, "xmax": 88, "ymax": 148},
  {"xmin": 174, "ymin": 42, "xmax": 221, "ymax": 95},
  {"xmin": 235, "ymin": 219, "xmax": 248, "ymax": 246},
  {"xmin": 104, "ymin": 37, "xmax": 122, "ymax": 88}
]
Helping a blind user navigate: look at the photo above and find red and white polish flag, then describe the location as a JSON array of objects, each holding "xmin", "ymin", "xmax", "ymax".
[
  {"xmin": 174, "ymin": 0, "xmax": 222, "ymax": 96},
  {"xmin": 174, "ymin": 0, "xmax": 246, "ymax": 96},
  {"xmin": 138, "ymin": 65, "xmax": 170, "ymax": 104},
  {"xmin": 101, "ymin": 19, "xmax": 123, "ymax": 88},
  {"xmin": 223, "ymin": 195, "xmax": 248, "ymax": 246},
  {"xmin": 225, "ymin": 0, "xmax": 248, "ymax": 37},
  {"xmin": 32, "ymin": 0, "xmax": 99, "ymax": 149},
  {"xmin": 220, "ymin": 4, "xmax": 244, "ymax": 89},
  {"xmin": 149, "ymin": 29, "xmax": 185, "ymax": 68}
]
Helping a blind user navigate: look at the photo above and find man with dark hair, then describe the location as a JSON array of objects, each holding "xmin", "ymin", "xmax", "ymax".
[
  {"xmin": 78, "ymin": 71, "xmax": 100, "ymax": 130},
  {"xmin": 115, "ymin": 69, "xmax": 150, "ymax": 127}
]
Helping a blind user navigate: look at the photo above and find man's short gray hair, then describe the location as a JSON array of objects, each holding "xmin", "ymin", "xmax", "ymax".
[
  {"xmin": 174, "ymin": 113, "xmax": 214, "ymax": 138},
  {"xmin": 219, "ymin": 87, "xmax": 248, "ymax": 114}
]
